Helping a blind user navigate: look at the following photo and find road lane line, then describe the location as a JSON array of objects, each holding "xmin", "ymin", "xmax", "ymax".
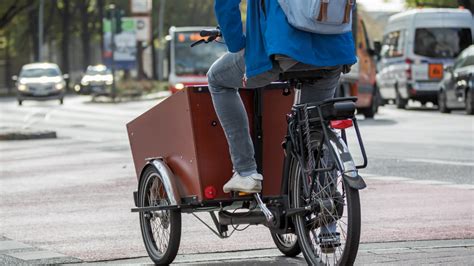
[
  {"xmin": 403, "ymin": 158, "xmax": 474, "ymax": 167},
  {"xmin": 363, "ymin": 174, "xmax": 473, "ymax": 190}
]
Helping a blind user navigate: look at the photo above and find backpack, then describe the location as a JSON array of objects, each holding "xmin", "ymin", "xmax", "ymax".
[{"xmin": 277, "ymin": 0, "xmax": 354, "ymax": 34}]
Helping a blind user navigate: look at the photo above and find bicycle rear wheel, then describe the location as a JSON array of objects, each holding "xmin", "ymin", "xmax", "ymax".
[
  {"xmin": 270, "ymin": 232, "xmax": 301, "ymax": 257},
  {"xmin": 290, "ymin": 153, "xmax": 361, "ymax": 265}
]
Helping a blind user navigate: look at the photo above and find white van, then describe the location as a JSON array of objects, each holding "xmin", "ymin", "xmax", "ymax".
[{"xmin": 376, "ymin": 8, "xmax": 473, "ymax": 109}]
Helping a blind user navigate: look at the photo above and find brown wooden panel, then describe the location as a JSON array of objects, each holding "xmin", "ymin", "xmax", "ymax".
[
  {"xmin": 127, "ymin": 90, "xmax": 202, "ymax": 199},
  {"xmin": 189, "ymin": 87, "xmax": 255, "ymax": 200},
  {"xmin": 262, "ymin": 87, "xmax": 295, "ymax": 196}
]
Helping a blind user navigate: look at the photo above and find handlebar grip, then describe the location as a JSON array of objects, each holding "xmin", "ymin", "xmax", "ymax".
[{"xmin": 200, "ymin": 29, "xmax": 221, "ymax": 38}]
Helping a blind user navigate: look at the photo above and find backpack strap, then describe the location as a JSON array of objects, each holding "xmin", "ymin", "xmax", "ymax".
[
  {"xmin": 343, "ymin": 0, "xmax": 354, "ymax": 24},
  {"xmin": 317, "ymin": 0, "xmax": 329, "ymax": 22}
]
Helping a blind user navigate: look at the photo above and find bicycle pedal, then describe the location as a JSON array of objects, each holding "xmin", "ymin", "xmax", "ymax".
[{"xmin": 230, "ymin": 191, "xmax": 254, "ymax": 198}]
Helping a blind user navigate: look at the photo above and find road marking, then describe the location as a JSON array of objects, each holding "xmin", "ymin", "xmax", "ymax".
[
  {"xmin": 363, "ymin": 174, "xmax": 473, "ymax": 190},
  {"xmin": 8, "ymin": 250, "xmax": 68, "ymax": 261},
  {"xmin": 0, "ymin": 240, "xmax": 31, "ymax": 251},
  {"xmin": 403, "ymin": 158, "xmax": 474, "ymax": 167},
  {"xmin": 363, "ymin": 175, "xmax": 412, "ymax": 181}
]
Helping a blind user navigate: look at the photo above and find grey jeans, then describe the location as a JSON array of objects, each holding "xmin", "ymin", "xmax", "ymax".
[{"xmin": 207, "ymin": 52, "xmax": 342, "ymax": 175}]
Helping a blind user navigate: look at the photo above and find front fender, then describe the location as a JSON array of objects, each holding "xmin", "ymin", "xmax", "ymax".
[{"xmin": 138, "ymin": 159, "xmax": 181, "ymax": 206}]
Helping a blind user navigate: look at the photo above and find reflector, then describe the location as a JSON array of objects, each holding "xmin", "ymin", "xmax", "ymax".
[
  {"xmin": 330, "ymin": 120, "xmax": 353, "ymax": 129},
  {"xmin": 204, "ymin": 186, "xmax": 217, "ymax": 199}
]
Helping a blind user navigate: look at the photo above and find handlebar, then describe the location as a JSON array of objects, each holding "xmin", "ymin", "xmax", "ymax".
[
  {"xmin": 200, "ymin": 29, "xmax": 222, "ymax": 38},
  {"xmin": 191, "ymin": 27, "xmax": 222, "ymax": 48}
]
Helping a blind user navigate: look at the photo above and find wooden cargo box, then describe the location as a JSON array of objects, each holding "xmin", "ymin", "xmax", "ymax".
[{"xmin": 127, "ymin": 85, "xmax": 294, "ymax": 201}]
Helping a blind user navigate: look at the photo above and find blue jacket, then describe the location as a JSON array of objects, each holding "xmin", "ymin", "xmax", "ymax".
[{"xmin": 215, "ymin": 0, "xmax": 357, "ymax": 78}]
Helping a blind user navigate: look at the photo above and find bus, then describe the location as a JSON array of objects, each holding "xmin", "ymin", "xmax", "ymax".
[{"xmin": 167, "ymin": 27, "xmax": 228, "ymax": 93}]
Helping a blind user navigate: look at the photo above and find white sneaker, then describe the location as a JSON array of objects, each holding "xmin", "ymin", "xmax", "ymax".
[{"xmin": 223, "ymin": 172, "xmax": 263, "ymax": 193}]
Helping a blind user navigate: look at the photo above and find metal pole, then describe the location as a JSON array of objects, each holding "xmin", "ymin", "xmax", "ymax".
[
  {"xmin": 157, "ymin": 0, "xmax": 166, "ymax": 81},
  {"xmin": 38, "ymin": 0, "xmax": 44, "ymax": 61},
  {"xmin": 110, "ymin": 5, "xmax": 117, "ymax": 101}
]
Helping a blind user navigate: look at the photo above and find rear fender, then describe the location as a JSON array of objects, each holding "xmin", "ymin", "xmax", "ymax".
[{"xmin": 327, "ymin": 130, "xmax": 367, "ymax": 190}]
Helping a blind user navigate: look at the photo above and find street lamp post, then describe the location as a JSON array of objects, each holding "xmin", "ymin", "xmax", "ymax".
[
  {"xmin": 108, "ymin": 5, "xmax": 117, "ymax": 102},
  {"xmin": 38, "ymin": 0, "xmax": 44, "ymax": 62}
]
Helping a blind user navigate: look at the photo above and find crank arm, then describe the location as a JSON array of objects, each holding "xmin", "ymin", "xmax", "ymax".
[{"xmin": 254, "ymin": 193, "xmax": 274, "ymax": 223}]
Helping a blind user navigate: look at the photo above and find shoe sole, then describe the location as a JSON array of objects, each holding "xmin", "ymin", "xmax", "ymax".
[{"xmin": 223, "ymin": 187, "xmax": 262, "ymax": 194}]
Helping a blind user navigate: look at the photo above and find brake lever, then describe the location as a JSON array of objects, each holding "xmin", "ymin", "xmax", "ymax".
[
  {"xmin": 191, "ymin": 36, "xmax": 219, "ymax": 48},
  {"xmin": 191, "ymin": 39, "xmax": 206, "ymax": 47}
]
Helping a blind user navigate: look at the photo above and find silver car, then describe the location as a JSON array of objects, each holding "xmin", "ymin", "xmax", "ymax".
[{"xmin": 13, "ymin": 63, "xmax": 68, "ymax": 105}]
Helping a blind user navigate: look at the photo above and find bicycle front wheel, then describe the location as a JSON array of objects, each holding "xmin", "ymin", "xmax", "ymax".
[
  {"xmin": 139, "ymin": 167, "xmax": 182, "ymax": 265},
  {"xmin": 290, "ymin": 156, "xmax": 361, "ymax": 265}
]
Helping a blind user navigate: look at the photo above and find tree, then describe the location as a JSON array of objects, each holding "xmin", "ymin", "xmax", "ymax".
[
  {"xmin": 405, "ymin": 0, "xmax": 467, "ymax": 8},
  {"xmin": 0, "ymin": 1, "xmax": 30, "ymax": 30}
]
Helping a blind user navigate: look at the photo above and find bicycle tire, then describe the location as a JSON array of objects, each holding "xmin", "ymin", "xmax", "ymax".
[
  {"xmin": 139, "ymin": 166, "xmax": 182, "ymax": 265},
  {"xmin": 290, "ymin": 152, "xmax": 361, "ymax": 265},
  {"xmin": 270, "ymin": 231, "xmax": 301, "ymax": 257}
]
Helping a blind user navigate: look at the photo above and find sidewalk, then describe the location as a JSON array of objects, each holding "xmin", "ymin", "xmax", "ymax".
[
  {"xmin": 98, "ymin": 239, "xmax": 474, "ymax": 265},
  {"xmin": 3, "ymin": 237, "xmax": 471, "ymax": 265}
]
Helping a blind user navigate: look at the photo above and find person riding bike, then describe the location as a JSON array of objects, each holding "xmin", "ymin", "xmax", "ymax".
[{"xmin": 208, "ymin": 0, "xmax": 357, "ymax": 194}]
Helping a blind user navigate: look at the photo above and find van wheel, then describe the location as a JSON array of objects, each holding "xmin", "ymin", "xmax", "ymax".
[
  {"xmin": 59, "ymin": 98, "xmax": 64, "ymax": 105},
  {"xmin": 438, "ymin": 90, "xmax": 451, "ymax": 113},
  {"xmin": 18, "ymin": 100, "xmax": 23, "ymax": 106},
  {"xmin": 395, "ymin": 89, "xmax": 407, "ymax": 109},
  {"xmin": 466, "ymin": 89, "xmax": 474, "ymax": 115}
]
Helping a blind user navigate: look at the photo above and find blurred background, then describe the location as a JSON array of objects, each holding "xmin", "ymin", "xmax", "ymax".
[
  {"xmin": 0, "ymin": 0, "xmax": 473, "ymax": 265},
  {"xmin": 0, "ymin": 0, "xmax": 471, "ymax": 98}
]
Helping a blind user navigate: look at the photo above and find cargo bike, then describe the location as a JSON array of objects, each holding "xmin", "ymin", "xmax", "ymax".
[{"xmin": 127, "ymin": 30, "xmax": 367, "ymax": 265}]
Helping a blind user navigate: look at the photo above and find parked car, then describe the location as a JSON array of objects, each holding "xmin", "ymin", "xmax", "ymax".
[
  {"xmin": 376, "ymin": 8, "xmax": 473, "ymax": 109},
  {"xmin": 438, "ymin": 45, "xmax": 474, "ymax": 115},
  {"xmin": 12, "ymin": 63, "xmax": 68, "ymax": 105},
  {"xmin": 75, "ymin": 65, "xmax": 113, "ymax": 96},
  {"xmin": 339, "ymin": 14, "xmax": 380, "ymax": 118}
]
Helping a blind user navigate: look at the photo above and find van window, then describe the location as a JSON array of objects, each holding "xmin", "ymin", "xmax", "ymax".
[
  {"xmin": 381, "ymin": 31, "xmax": 405, "ymax": 58},
  {"xmin": 414, "ymin": 28, "xmax": 472, "ymax": 59}
]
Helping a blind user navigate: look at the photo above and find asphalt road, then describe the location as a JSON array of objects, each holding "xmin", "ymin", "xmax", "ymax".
[{"xmin": 0, "ymin": 95, "xmax": 473, "ymax": 264}]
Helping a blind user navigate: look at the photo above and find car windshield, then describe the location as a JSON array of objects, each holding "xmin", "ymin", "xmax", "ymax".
[
  {"xmin": 414, "ymin": 28, "xmax": 472, "ymax": 58},
  {"xmin": 86, "ymin": 69, "xmax": 111, "ymax": 75},
  {"xmin": 174, "ymin": 33, "xmax": 227, "ymax": 76},
  {"xmin": 20, "ymin": 68, "xmax": 61, "ymax": 78}
]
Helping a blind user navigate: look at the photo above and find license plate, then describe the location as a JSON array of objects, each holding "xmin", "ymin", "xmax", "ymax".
[{"xmin": 35, "ymin": 90, "xmax": 49, "ymax": 96}]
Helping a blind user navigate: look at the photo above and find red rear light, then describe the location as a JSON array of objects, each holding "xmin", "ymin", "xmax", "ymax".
[
  {"xmin": 405, "ymin": 58, "xmax": 413, "ymax": 80},
  {"xmin": 204, "ymin": 186, "xmax": 217, "ymax": 199},
  {"xmin": 330, "ymin": 120, "xmax": 353, "ymax": 129}
]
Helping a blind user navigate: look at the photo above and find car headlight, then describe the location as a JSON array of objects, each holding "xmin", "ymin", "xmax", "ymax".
[
  {"xmin": 106, "ymin": 80, "xmax": 113, "ymax": 85},
  {"xmin": 81, "ymin": 81, "xmax": 89, "ymax": 86},
  {"xmin": 175, "ymin": 83, "xmax": 185, "ymax": 90},
  {"xmin": 55, "ymin": 83, "xmax": 65, "ymax": 90},
  {"xmin": 18, "ymin": 84, "xmax": 28, "ymax": 91}
]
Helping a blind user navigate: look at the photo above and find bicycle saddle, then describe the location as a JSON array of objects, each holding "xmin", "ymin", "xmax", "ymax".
[{"xmin": 279, "ymin": 66, "xmax": 340, "ymax": 83}]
